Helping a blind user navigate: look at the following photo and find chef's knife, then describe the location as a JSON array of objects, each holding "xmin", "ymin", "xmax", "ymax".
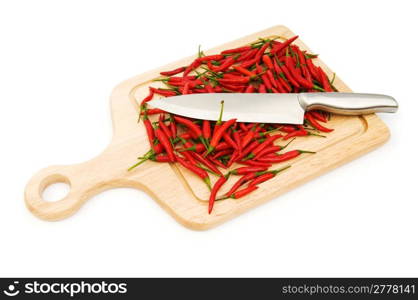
[{"xmin": 147, "ymin": 93, "xmax": 398, "ymax": 124}]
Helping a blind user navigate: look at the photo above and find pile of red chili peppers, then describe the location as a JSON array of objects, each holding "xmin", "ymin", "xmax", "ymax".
[{"xmin": 130, "ymin": 35, "xmax": 336, "ymax": 214}]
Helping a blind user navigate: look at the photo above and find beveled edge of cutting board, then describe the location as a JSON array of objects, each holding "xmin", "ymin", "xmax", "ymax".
[{"xmin": 103, "ymin": 25, "xmax": 390, "ymax": 230}]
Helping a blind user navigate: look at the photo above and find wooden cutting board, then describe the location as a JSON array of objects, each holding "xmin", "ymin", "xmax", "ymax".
[{"xmin": 25, "ymin": 25, "xmax": 390, "ymax": 229}]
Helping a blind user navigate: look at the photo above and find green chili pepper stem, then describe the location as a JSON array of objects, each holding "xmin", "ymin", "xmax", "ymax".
[
  {"xmin": 307, "ymin": 131, "xmax": 327, "ymax": 138},
  {"xmin": 204, "ymin": 146, "xmax": 215, "ymax": 157},
  {"xmin": 280, "ymin": 138, "xmax": 296, "ymax": 151},
  {"xmin": 256, "ymin": 165, "xmax": 291, "ymax": 176},
  {"xmin": 313, "ymin": 84, "xmax": 325, "ymax": 92},
  {"xmin": 200, "ymin": 67, "xmax": 223, "ymax": 78},
  {"xmin": 152, "ymin": 78, "xmax": 170, "ymax": 82},
  {"xmin": 198, "ymin": 45, "xmax": 204, "ymax": 58},
  {"xmin": 330, "ymin": 72, "xmax": 336, "ymax": 85},
  {"xmin": 203, "ymin": 177, "xmax": 212, "ymax": 191},
  {"xmin": 216, "ymin": 100, "xmax": 225, "ymax": 125},
  {"xmin": 297, "ymin": 150, "xmax": 316, "ymax": 154},
  {"xmin": 198, "ymin": 164, "xmax": 221, "ymax": 177},
  {"xmin": 127, "ymin": 159, "xmax": 148, "ymax": 171},
  {"xmin": 128, "ymin": 149, "xmax": 154, "ymax": 171},
  {"xmin": 199, "ymin": 136, "xmax": 210, "ymax": 150},
  {"xmin": 304, "ymin": 53, "xmax": 319, "ymax": 59},
  {"xmin": 139, "ymin": 105, "xmax": 148, "ymax": 122}
]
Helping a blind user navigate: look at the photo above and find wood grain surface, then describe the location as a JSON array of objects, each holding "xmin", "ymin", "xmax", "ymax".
[{"xmin": 24, "ymin": 25, "xmax": 390, "ymax": 229}]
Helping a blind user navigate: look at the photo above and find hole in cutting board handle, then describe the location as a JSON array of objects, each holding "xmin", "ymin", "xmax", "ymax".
[
  {"xmin": 42, "ymin": 182, "xmax": 70, "ymax": 202},
  {"xmin": 39, "ymin": 173, "xmax": 71, "ymax": 202}
]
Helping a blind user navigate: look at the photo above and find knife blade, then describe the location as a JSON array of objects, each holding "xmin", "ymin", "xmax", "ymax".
[{"xmin": 147, "ymin": 93, "xmax": 398, "ymax": 124}]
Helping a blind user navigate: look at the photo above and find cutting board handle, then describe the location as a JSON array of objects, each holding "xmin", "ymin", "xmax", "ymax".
[{"xmin": 25, "ymin": 163, "xmax": 99, "ymax": 221}]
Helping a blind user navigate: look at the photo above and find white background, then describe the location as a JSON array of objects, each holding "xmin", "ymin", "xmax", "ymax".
[{"xmin": 1, "ymin": 0, "xmax": 417, "ymax": 277}]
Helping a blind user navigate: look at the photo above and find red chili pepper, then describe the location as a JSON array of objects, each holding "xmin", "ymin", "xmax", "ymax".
[
  {"xmin": 230, "ymin": 185, "xmax": 258, "ymax": 199},
  {"xmin": 179, "ymin": 132, "xmax": 192, "ymax": 140},
  {"xmin": 140, "ymin": 89, "xmax": 154, "ymax": 106},
  {"xmin": 244, "ymin": 84, "xmax": 255, "ymax": 93},
  {"xmin": 222, "ymin": 131, "xmax": 239, "ymax": 150},
  {"xmin": 230, "ymin": 166, "xmax": 267, "ymax": 175},
  {"xmin": 258, "ymin": 84, "xmax": 267, "ymax": 93},
  {"xmin": 155, "ymin": 128, "xmax": 176, "ymax": 162},
  {"xmin": 205, "ymin": 81, "xmax": 215, "ymax": 93},
  {"xmin": 215, "ymin": 141, "xmax": 232, "ymax": 151},
  {"xmin": 213, "ymin": 149, "xmax": 234, "ymax": 159},
  {"xmin": 219, "ymin": 83, "xmax": 246, "ymax": 92},
  {"xmin": 207, "ymin": 118, "xmax": 237, "ymax": 155},
  {"xmin": 266, "ymin": 70, "xmax": 278, "ymax": 89},
  {"xmin": 241, "ymin": 127, "xmax": 256, "ymax": 148},
  {"xmin": 169, "ymin": 115, "xmax": 177, "ymax": 137},
  {"xmin": 140, "ymin": 108, "xmax": 166, "ymax": 115},
  {"xmin": 236, "ymin": 48, "xmax": 258, "ymax": 62},
  {"xmin": 225, "ymin": 172, "xmax": 257, "ymax": 197},
  {"xmin": 257, "ymin": 150, "xmax": 315, "ymax": 163},
  {"xmin": 202, "ymin": 120, "xmax": 211, "ymax": 142},
  {"xmin": 317, "ymin": 66, "xmax": 333, "ymax": 92},
  {"xmin": 283, "ymin": 129, "xmax": 308, "ymax": 140},
  {"xmin": 198, "ymin": 54, "xmax": 224, "ymax": 62},
  {"xmin": 183, "ymin": 59, "xmax": 202, "ymax": 77},
  {"xmin": 214, "ymin": 85, "xmax": 224, "ymax": 92},
  {"xmin": 310, "ymin": 111, "xmax": 328, "ymax": 123},
  {"xmin": 239, "ymin": 57, "xmax": 258, "ymax": 69},
  {"xmin": 262, "ymin": 54, "xmax": 274, "ymax": 70},
  {"xmin": 158, "ymin": 115, "xmax": 173, "ymax": 139},
  {"xmin": 160, "ymin": 66, "xmax": 186, "ymax": 76},
  {"xmin": 237, "ymin": 160, "xmax": 272, "ymax": 168},
  {"xmin": 246, "ymin": 134, "xmax": 282, "ymax": 159},
  {"xmin": 273, "ymin": 58, "xmax": 292, "ymax": 92},
  {"xmin": 227, "ymin": 149, "xmax": 240, "ymax": 167},
  {"xmin": 255, "ymin": 42, "xmax": 270, "ymax": 62},
  {"xmin": 191, "ymin": 152, "xmax": 222, "ymax": 176},
  {"xmin": 232, "ymin": 130, "xmax": 242, "ymax": 153},
  {"xmin": 306, "ymin": 58, "xmax": 320, "ymax": 81},
  {"xmin": 180, "ymin": 143, "xmax": 206, "ymax": 153},
  {"xmin": 221, "ymin": 45, "xmax": 252, "ymax": 54},
  {"xmin": 152, "ymin": 154, "xmax": 172, "ymax": 163},
  {"xmin": 239, "ymin": 123, "xmax": 249, "ymax": 132},
  {"xmin": 192, "ymin": 87, "xmax": 208, "ymax": 93},
  {"xmin": 149, "ymin": 87, "xmax": 178, "ymax": 97},
  {"xmin": 208, "ymin": 175, "xmax": 229, "ymax": 214},
  {"xmin": 254, "ymin": 145, "xmax": 281, "ymax": 159},
  {"xmin": 211, "ymin": 56, "xmax": 236, "ymax": 72},
  {"xmin": 182, "ymin": 82, "xmax": 190, "ymax": 95},
  {"xmin": 209, "ymin": 156, "xmax": 227, "ymax": 169},
  {"xmin": 218, "ymin": 77, "xmax": 251, "ymax": 85},
  {"xmin": 173, "ymin": 116, "xmax": 203, "ymax": 139},
  {"xmin": 270, "ymin": 36, "xmax": 298, "ymax": 55},
  {"xmin": 248, "ymin": 165, "xmax": 291, "ymax": 186},
  {"xmin": 234, "ymin": 65, "xmax": 257, "ymax": 78},
  {"xmin": 176, "ymin": 155, "xmax": 211, "ymax": 189},
  {"xmin": 305, "ymin": 113, "xmax": 333, "ymax": 132},
  {"xmin": 249, "ymin": 172, "xmax": 275, "ymax": 186},
  {"xmin": 280, "ymin": 125, "xmax": 298, "ymax": 133},
  {"xmin": 181, "ymin": 149, "xmax": 196, "ymax": 164},
  {"xmin": 223, "ymin": 73, "xmax": 246, "ymax": 80},
  {"xmin": 278, "ymin": 76, "xmax": 291, "ymax": 93},
  {"xmin": 239, "ymin": 138, "xmax": 266, "ymax": 159},
  {"xmin": 144, "ymin": 118, "xmax": 155, "ymax": 148},
  {"xmin": 261, "ymin": 73, "xmax": 273, "ymax": 91}
]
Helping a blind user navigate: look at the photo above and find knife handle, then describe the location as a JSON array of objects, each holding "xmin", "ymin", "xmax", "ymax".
[{"xmin": 299, "ymin": 93, "xmax": 398, "ymax": 115}]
